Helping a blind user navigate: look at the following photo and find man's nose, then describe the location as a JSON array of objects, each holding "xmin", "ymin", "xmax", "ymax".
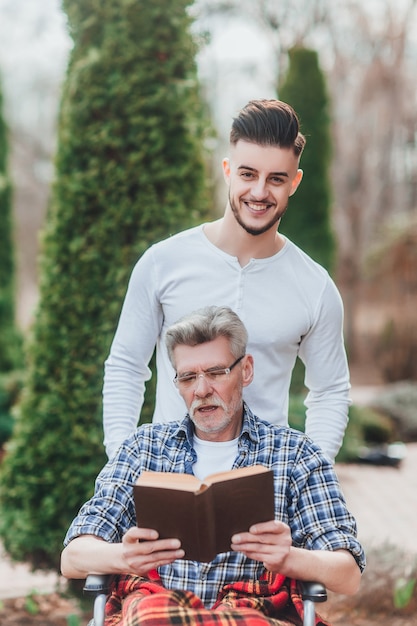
[
  {"xmin": 251, "ymin": 178, "xmax": 268, "ymax": 199},
  {"xmin": 193, "ymin": 374, "xmax": 212, "ymax": 396}
]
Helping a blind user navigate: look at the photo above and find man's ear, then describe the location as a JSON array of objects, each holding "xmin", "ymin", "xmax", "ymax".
[
  {"xmin": 222, "ymin": 157, "xmax": 231, "ymax": 184},
  {"xmin": 241, "ymin": 354, "xmax": 254, "ymax": 388},
  {"xmin": 289, "ymin": 169, "xmax": 303, "ymax": 197}
]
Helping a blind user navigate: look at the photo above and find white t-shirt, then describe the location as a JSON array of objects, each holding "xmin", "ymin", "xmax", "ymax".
[
  {"xmin": 103, "ymin": 225, "xmax": 350, "ymax": 461},
  {"xmin": 192, "ymin": 435, "xmax": 239, "ymax": 480}
]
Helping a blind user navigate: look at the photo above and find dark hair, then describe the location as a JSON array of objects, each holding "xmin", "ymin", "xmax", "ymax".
[
  {"xmin": 230, "ymin": 99, "xmax": 306, "ymax": 157},
  {"xmin": 165, "ymin": 306, "xmax": 247, "ymax": 366}
]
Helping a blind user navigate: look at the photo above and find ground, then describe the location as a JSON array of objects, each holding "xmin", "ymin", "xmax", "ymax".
[{"xmin": 0, "ymin": 592, "xmax": 88, "ymax": 625}]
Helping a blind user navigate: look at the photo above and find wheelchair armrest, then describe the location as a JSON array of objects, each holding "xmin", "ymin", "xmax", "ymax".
[
  {"xmin": 83, "ymin": 573, "xmax": 111, "ymax": 595},
  {"xmin": 299, "ymin": 582, "xmax": 327, "ymax": 626},
  {"xmin": 299, "ymin": 580, "xmax": 327, "ymax": 603},
  {"xmin": 84, "ymin": 574, "xmax": 112, "ymax": 626}
]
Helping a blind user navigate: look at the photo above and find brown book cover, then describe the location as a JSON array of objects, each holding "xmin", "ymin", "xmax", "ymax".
[{"xmin": 133, "ymin": 465, "xmax": 275, "ymax": 562}]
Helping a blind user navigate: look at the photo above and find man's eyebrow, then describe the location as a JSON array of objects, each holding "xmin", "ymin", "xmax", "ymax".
[
  {"xmin": 178, "ymin": 363, "xmax": 224, "ymax": 374},
  {"xmin": 237, "ymin": 165, "xmax": 289, "ymax": 178}
]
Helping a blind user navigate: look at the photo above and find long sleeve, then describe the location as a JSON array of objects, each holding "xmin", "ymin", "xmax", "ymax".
[
  {"xmin": 103, "ymin": 248, "xmax": 163, "ymax": 458},
  {"xmin": 299, "ymin": 279, "xmax": 351, "ymax": 462}
]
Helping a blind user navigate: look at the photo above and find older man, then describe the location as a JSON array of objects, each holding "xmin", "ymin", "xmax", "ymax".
[{"xmin": 62, "ymin": 306, "xmax": 365, "ymax": 626}]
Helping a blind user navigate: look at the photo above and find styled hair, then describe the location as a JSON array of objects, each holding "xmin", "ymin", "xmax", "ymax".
[
  {"xmin": 165, "ymin": 306, "xmax": 248, "ymax": 366},
  {"xmin": 230, "ymin": 99, "xmax": 306, "ymax": 157}
]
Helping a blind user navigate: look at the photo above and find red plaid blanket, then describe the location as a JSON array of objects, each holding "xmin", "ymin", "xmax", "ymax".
[{"xmin": 103, "ymin": 570, "xmax": 330, "ymax": 626}]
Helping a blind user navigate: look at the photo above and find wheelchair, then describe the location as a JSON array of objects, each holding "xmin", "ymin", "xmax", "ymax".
[{"xmin": 83, "ymin": 573, "xmax": 327, "ymax": 626}]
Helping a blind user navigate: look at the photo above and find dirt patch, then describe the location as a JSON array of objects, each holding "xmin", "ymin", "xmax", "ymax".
[
  {"xmin": 0, "ymin": 592, "xmax": 88, "ymax": 625},
  {"xmin": 321, "ymin": 593, "xmax": 416, "ymax": 626}
]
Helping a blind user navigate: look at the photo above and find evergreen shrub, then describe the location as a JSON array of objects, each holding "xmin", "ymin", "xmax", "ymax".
[
  {"xmin": 288, "ymin": 395, "xmax": 394, "ymax": 462},
  {"xmin": 280, "ymin": 47, "xmax": 336, "ymax": 395},
  {"xmin": 0, "ymin": 79, "xmax": 22, "ymax": 373},
  {"xmin": 279, "ymin": 46, "xmax": 335, "ymax": 272},
  {"xmin": 0, "ymin": 370, "xmax": 25, "ymax": 446},
  {"xmin": 371, "ymin": 382, "xmax": 417, "ymax": 442}
]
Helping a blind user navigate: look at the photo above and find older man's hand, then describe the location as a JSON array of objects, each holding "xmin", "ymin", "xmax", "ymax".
[
  {"xmin": 122, "ymin": 527, "xmax": 185, "ymax": 575},
  {"xmin": 231, "ymin": 520, "xmax": 292, "ymax": 572}
]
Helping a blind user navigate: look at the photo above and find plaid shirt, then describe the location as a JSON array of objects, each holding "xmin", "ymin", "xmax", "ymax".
[{"xmin": 64, "ymin": 404, "xmax": 365, "ymax": 608}]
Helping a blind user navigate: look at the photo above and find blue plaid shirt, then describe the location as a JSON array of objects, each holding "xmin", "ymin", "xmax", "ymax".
[{"xmin": 65, "ymin": 404, "xmax": 365, "ymax": 607}]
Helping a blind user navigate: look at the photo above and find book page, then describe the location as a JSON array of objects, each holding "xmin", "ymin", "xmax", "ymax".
[
  {"xmin": 205, "ymin": 464, "xmax": 270, "ymax": 485},
  {"xmin": 136, "ymin": 471, "xmax": 201, "ymax": 492},
  {"xmin": 135, "ymin": 465, "xmax": 270, "ymax": 492}
]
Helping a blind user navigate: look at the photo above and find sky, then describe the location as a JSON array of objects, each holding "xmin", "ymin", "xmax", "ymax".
[
  {"xmin": 1, "ymin": 0, "xmax": 417, "ymax": 147},
  {"xmin": 0, "ymin": 0, "xmax": 71, "ymax": 148},
  {"xmin": 198, "ymin": 17, "xmax": 277, "ymax": 138},
  {"xmin": 2, "ymin": 0, "xmax": 417, "ymax": 181}
]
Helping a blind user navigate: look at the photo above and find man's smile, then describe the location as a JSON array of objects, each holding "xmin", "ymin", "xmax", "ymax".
[{"xmin": 245, "ymin": 201, "xmax": 274, "ymax": 213}]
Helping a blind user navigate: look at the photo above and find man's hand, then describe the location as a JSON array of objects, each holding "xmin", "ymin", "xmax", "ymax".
[
  {"xmin": 231, "ymin": 520, "xmax": 362, "ymax": 596},
  {"xmin": 61, "ymin": 529, "xmax": 185, "ymax": 580},
  {"xmin": 231, "ymin": 520, "xmax": 292, "ymax": 572},
  {"xmin": 122, "ymin": 527, "xmax": 185, "ymax": 575}
]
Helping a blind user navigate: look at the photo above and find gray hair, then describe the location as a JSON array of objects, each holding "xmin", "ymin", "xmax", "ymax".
[{"xmin": 165, "ymin": 306, "xmax": 247, "ymax": 366}]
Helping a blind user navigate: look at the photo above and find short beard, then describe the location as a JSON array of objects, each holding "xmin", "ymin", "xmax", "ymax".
[
  {"xmin": 189, "ymin": 395, "xmax": 240, "ymax": 435},
  {"xmin": 229, "ymin": 193, "xmax": 287, "ymax": 236}
]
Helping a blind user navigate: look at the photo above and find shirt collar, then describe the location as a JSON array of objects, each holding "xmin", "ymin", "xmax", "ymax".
[{"xmin": 240, "ymin": 402, "xmax": 261, "ymax": 444}]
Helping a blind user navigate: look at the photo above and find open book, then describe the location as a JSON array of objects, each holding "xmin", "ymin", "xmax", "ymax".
[{"xmin": 133, "ymin": 464, "xmax": 275, "ymax": 562}]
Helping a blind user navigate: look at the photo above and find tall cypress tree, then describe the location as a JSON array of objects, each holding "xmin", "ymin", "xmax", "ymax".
[
  {"xmin": 0, "ymin": 78, "xmax": 23, "ymax": 449},
  {"xmin": 279, "ymin": 47, "xmax": 335, "ymax": 272},
  {"xmin": 0, "ymin": 0, "xmax": 211, "ymax": 569},
  {"xmin": 0, "ymin": 80, "xmax": 22, "ymax": 373},
  {"xmin": 279, "ymin": 47, "xmax": 335, "ymax": 395}
]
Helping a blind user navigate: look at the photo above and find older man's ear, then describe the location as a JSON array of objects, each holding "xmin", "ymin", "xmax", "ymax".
[{"xmin": 241, "ymin": 354, "xmax": 254, "ymax": 388}]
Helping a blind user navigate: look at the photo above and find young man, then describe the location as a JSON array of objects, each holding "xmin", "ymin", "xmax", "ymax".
[
  {"xmin": 103, "ymin": 99, "xmax": 350, "ymax": 461},
  {"xmin": 62, "ymin": 306, "xmax": 364, "ymax": 626}
]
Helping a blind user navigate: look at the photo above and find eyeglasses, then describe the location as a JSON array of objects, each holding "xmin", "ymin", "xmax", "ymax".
[{"xmin": 174, "ymin": 355, "xmax": 245, "ymax": 389}]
